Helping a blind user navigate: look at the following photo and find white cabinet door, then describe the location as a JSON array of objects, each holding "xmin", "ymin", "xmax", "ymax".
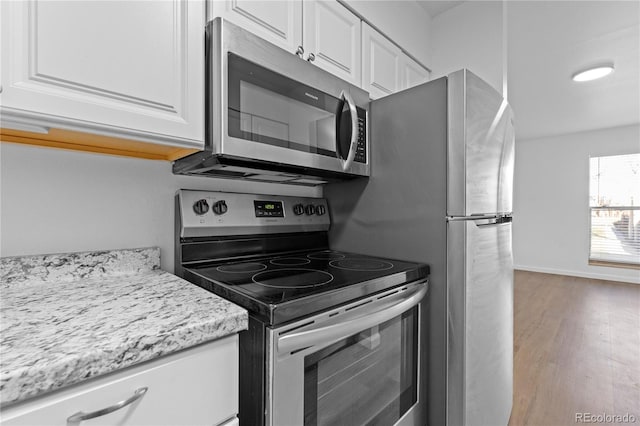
[
  {"xmin": 0, "ymin": 0, "xmax": 204, "ymax": 148},
  {"xmin": 1, "ymin": 336, "xmax": 239, "ymax": 426},
  {"xmin": 401, "ymin": 54, "xmax": 430, "ymax": 90},
  {"xmin": 361, "ymin": 23, "xmax": 402, "ymax": 99},
  {"xmin": 303, "ymin": 0, "xmax": 361, "ymax": 86},
  {"xmin": 209, "ymin": 0, "xmax": 303, "ymax": 56}
]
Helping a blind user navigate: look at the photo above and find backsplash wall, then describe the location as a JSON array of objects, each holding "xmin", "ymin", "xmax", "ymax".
[{"xmin": 0, "ymin": 143, "xmax": 320, "ymax": 272}]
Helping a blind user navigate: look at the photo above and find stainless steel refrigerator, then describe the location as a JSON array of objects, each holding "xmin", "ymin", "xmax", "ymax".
[{"xmin": 325, "ymin": 69, "xmax": 515, "ymax": 426}]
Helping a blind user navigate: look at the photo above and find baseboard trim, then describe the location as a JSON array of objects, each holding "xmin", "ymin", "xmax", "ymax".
[{"xmin": 514, "ymin": 264, "xmax": 640, "ymax": 285}]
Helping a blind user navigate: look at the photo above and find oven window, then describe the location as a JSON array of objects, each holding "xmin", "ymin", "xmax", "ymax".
[
  {"xmin": 228, "ymin": 53, "xmax": 341, "ymax": 158},
  {"xmin": 303, "ymin": 307, "xmax": 418, "ymax": 426}
]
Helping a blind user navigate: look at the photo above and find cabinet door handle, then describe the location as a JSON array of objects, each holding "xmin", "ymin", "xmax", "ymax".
[
  {"xmin": 295, "ymin": 45, "xmax": 304, "ymax": 57},
  {"xmin": 67, "ymin": 387, "xmax": 148, "ymax": 425},
  {"xmin": 306, "ymin": 53, "xmax": 316, "ymax": 62}
]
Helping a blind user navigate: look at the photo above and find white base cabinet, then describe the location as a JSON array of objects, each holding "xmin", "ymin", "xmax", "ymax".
[
  {"xmin": 0, "ymin": 0, "xmax": 205, "ymax": 150},
  {"xmin": 0, "ymin": 336, "xmax": 239, "ymax": 426}
]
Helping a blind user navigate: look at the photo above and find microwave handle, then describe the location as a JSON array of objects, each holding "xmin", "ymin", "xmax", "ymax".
[{"xmin": 339, "ymin": 90, "xmax": 359, "ymax": 171}]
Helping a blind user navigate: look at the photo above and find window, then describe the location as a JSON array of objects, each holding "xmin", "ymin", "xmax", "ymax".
[{"xmin": 589, "ymin": 153, "xmax": 640, "ymax": 267}]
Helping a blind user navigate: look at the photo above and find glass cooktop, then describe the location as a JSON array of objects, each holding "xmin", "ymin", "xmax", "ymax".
[{"xmin": 186, "ymin": 249, "xmax": 429, "ymax": 325}]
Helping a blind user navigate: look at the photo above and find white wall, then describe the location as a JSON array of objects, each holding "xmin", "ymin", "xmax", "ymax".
[
  {"xmin": 0, "ymin": 143, "xmax": 320, "ymax": 272},
  {"xmin": 342, "ymin": 0, "xmax": 431, "ymax": 66},
  {"xmin": 513, "ymin": 124, "xmax": 640, "ymax": 284},
  {"xmin": 429, "ymin": 0, "xmax": 505, "ymax": 95}
]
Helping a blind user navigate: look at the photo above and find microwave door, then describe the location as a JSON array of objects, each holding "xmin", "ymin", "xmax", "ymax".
[
  {"xmin": 222, "ymin": 52, "xmax": 369, "ymax": 176},
  {"xmin": 228, "ymin": 53, "xmax": 342, "ymax": 158}
]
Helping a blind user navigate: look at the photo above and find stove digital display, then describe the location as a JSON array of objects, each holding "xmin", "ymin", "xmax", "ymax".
[{"xmin": 254, "ymin": 200, "xmax": 284, "ymax": 217}]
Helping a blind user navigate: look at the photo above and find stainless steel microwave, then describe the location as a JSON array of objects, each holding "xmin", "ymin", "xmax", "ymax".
[{"xmin": 173, "ymin": 18, "xmax": 370, "ymax": 185}]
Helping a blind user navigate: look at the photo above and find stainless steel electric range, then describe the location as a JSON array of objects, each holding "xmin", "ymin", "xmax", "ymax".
[{"xmin": 175, "ymin": 190, "xmax": 429, "ymax": 426}]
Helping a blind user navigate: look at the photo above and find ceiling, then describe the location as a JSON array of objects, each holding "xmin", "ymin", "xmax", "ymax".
[
  {"xmin": 507, "ymin": 1, "xmax": 640, "ymax": 140},
  {"xmin": 416, "ymin": 1, "xmax": 465, "ymax": 18}
]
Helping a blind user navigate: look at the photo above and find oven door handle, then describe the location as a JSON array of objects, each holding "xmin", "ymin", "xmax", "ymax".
[{"xmin": 277, "ymin": 283, "xmax": 428, "ymax": 354}]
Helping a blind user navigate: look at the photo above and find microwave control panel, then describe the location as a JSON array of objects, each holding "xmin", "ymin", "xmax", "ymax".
[
  {"xmin": 354, "ymin": 107, "xmax": 367, "ymax": 164},
  {"xmin": 355, "ymin": 116, "xmax": 366, "ymax": 164}
]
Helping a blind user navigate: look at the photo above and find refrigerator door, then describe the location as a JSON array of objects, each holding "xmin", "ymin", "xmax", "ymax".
[
  {"xmin": 447, "ymin": 217, "xmax": 513, "ymax": 426},
  {"xmin": 448, "ymin": 70, "xmax": 515, "ymax": 217}
]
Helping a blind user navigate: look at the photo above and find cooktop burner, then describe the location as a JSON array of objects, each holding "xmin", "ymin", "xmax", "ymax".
[
  {"xmin": 216, "ymin": 262, "xmax": 267, "ymax": 273},
  {"xmin": 252, "ymin": 269, "xmax": 334, "ymax": 288},
  {"xmin": 307, "ymin": 250, "xmax": 346, "ymax": 260},
  {"xmin": 329, "ymin": 258, "xmax": 394, "ymax": 271},
  {"xmin": 270, "ymin": 257, "xmax": 311, "ymax": 266}
]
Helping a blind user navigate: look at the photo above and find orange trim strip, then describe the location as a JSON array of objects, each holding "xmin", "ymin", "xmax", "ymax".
[{"xmin": 0, "ymin": 127, "xmax": 199, "ymax": 161}]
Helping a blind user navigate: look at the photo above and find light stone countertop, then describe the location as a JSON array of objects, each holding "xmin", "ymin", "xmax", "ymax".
[{"xmin": 0, "ymin": 247, "xmax": 247, "ymax": 406}]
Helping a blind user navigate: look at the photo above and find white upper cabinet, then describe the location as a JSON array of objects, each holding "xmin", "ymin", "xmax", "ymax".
[
  {"xmin": 362, "ymin": 22, "xmax": 430, "ymax": 99},
  {"xmin": 302, "ymin": 1, "xmax": 361, "ymax": 86},
  {"xmin": 211, "ymin": 0, "xmax": 361, "ymax": 86},
  {"xmin": 0, "ymin": 0, "xmax": 204, "ymax": 150},
  {"xmin": 209, "ymin": 0, "xmax": 303, "ymax": 55},
  {"xmin": 401, "ymin": 54, "xmax": 430, "ymax": 90},
  {"xmin": 362, "ymin": 22, "xmax": 402, "ymax": 99},
  {"xmin": 209, "ymin": 0, "xmax": 429, "ymax": 94}
]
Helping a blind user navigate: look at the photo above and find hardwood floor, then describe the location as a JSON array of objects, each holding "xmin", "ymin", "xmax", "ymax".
[{"xmin": 509, "ymin": 270, "xmax": 640, "ymax": 426}]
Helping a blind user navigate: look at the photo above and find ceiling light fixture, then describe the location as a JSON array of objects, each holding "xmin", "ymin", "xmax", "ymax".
[{"xmin": 572, "ymin": 64, "xmax": 615, "ymax": 82}]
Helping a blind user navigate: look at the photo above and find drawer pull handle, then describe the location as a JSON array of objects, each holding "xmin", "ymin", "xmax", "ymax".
[{"xmin": 67, "ymin": 387, "xmax": 148, "ymax": 424}]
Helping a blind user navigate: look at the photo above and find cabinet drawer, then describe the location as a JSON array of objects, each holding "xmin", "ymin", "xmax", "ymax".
[{"xmin": 1, "ymin": 336, "xmax": 238, "ymax": 426}]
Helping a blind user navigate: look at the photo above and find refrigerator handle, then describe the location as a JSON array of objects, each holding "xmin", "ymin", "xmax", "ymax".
[{"xmin": 474, "ymin": 216, "xmax": 512, "ymax": 227}]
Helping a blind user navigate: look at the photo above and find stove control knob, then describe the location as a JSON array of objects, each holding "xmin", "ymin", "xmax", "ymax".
[
  {"xmin": 305, "ymin": 204, "xmax": 315, "ymax": 215},
  {"xmin": 315, "ymin": 205, "xmax": 326, "ymax": 216},
  {"xmin": 193, "ymin": 199, "xmax": 209, "ymax": 215},
  {"xmin": 212, "ymin": 200, "xmax": 228, "ymax": 215},
  {"xmin": 293, "ymin": 203, "xmax": 305, "ymax": 215}
]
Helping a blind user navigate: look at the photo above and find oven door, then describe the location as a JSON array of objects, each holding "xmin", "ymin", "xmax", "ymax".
[
  {"xmin": 224, "ymin": 52, "xmax": 368, "ymax": 176},
  {"xmin": 266, "ymin": 280, "xmax": 428, "ymax": 426}
]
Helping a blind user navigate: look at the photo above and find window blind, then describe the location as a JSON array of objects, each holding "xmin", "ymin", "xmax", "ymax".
[{"xmin": 589, "ymin": 154, "xmax": 640, "ymax": 266}]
